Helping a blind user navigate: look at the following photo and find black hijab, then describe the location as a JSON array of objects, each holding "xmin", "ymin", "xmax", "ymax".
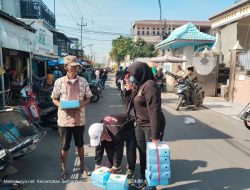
[{"xmin": 125, "ymin": 61, "xmax": 155, "ymax": 115}]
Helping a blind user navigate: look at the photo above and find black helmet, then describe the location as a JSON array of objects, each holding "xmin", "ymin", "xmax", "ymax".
[{"xmin": 187, "ymin": 65, "xmax": 194, "ymax": 71}]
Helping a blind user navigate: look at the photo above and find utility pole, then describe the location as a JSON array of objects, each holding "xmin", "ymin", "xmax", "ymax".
[{"xmin": 77, "ymin": 17, "xmax": 87, "ymax": 50}]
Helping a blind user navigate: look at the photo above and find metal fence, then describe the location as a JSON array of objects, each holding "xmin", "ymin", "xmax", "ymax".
[{"xmin": 20, "ymin": 0, "xmax": 55, "ymax": 28}]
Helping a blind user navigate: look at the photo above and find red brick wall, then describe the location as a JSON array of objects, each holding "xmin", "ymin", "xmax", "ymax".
[{"xmin": 233, "ymin": 72, "xmax": 250, "ymax": 105}]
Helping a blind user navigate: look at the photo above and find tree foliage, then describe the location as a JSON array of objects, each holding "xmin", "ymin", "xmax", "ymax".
[{"xmin": 110, "ymin": 36, "xmax": 157, "ymax": 65}]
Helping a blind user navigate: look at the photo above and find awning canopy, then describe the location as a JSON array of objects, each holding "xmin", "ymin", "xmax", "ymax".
[
  {"xmin": 156, "ymin": 22, "xmax": 215, "ymax": 50},
  {"xmin": 150, "ymin": 55, "xmax": 188, "ymax": 63},
  {"xmin": 48, "ymin": 58, "xmax": 64, "ymax": 66}
]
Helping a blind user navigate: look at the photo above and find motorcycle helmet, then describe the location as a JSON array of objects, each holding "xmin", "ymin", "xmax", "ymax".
[{"xmin": 187, "ymin": 65, "xmax": 194, "ymax": 71}]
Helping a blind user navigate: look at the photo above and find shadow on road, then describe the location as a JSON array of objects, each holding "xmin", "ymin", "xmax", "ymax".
[
  {"xmin": 161, "ymin": 107, "xmax": 232, "ymax": 142},
  {"xmin": 164, "ymin": 159, "xmax": 250, "ymax": 190}
]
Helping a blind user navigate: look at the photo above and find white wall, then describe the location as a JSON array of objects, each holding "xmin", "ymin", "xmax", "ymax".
[{"xmin": 220, "ymin": 23, "xmax": 237, "ymax": 67}]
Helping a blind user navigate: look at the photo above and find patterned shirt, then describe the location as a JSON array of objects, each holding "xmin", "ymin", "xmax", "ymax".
[{"xmin": 51, "ymin": 75, "xmax": 92, "ymax": 127}]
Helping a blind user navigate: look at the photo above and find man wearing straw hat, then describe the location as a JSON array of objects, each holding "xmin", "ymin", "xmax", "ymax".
[{"xmin": 51, "ymin": 55, "xmax": 92, "ymax": 180}]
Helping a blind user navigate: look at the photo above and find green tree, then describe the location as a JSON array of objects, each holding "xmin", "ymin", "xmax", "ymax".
[
  {"xmin": 131, "ymin": 38, "xmax": 158, "ymax": 59},
  {"xmin": 110, "ymin": 36, "xmax": 133, "ymax": 65},
  {"xmin": 110, "ymin": 36, "xmax": 157, "ymax": 65}
]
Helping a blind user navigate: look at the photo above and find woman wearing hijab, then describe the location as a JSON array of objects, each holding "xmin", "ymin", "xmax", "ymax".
[{"xmin": 125, "ymin": 62, "xmax": 166, "ymax": 190}]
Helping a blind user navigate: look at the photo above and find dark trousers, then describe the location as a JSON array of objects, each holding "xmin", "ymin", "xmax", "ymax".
[
  {"xmin": 95, "ymin": 130, "xmax": 136, "ymax": 171},
  {"xmin": 101, "ymin": 78, "xmax": 107, "ymax": 88},
  {"xmin": 95, "ymin": 139, "xmax": 124, "ymax": 168},
  {"xmin": 123, "ymin": 129, "xmax": 137, "ymax": 172},
  {"xmin": 135, "ymin": 126, "xmax": 164, "ymax": 180}
]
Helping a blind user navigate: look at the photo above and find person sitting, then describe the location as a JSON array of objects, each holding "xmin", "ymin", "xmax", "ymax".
[{"xmin": 182, "ymin": 65, "xmax": 198, "ymax": 108}]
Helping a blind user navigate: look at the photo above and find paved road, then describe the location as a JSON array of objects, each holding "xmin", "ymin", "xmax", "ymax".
[{"xmin": 7, "ymin": 75, "xmax": 250, "ymax": 190}]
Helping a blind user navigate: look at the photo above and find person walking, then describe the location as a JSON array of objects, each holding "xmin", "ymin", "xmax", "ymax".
[
  {"xmin": 101, "ymin": 70, "xmax": 108, "ymax": 88},
  {"xmin": 51, "ymin": 55, "xmax": 93, "ymax": 180},
  {"xmin": 125, "ymin": 61, "xmax": 166, "ymax": 190}
]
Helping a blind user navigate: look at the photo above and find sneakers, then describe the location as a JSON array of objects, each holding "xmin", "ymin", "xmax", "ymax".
[
  {"xmin": 133, "ymin": 179, "xmax": 147, "ymax": 189},
  {"xmin": 126, "ymin": 169, "xmax": 134, "ymax": 184}
]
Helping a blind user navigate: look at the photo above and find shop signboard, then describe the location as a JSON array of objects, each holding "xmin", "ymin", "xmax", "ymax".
[{"xmin": 33, "ymin": 22, "xmax": 54, "ymax": 55}]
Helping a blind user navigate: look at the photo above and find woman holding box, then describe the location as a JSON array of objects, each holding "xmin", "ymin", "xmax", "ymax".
[{"xmin": 125, "ymin": 61, "xmax": 166, "ymax": 190}]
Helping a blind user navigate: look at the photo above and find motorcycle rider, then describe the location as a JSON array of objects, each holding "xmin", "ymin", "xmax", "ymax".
[{"xmin": 181, "ymin": 65, "xmax": 198, "ymax": 109}]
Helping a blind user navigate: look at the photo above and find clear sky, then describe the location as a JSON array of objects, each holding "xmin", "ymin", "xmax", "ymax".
[{"xmin": 42, "ymin": 0, "xmax": 236, "ymax": 63}]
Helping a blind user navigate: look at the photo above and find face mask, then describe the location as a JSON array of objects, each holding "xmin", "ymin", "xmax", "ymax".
[{"xmin": 129, "ymin": 75, "xmax": 138, "ymax": 85}]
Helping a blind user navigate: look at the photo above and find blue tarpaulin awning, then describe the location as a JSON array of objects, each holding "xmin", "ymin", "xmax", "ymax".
[{"xmin": 48, "ymin": 58, "xmax": 64, "ymax": 66}]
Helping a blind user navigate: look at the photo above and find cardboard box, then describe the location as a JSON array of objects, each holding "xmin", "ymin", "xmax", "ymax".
[
  {"xmin": 147, "ymin": 164, "xmax": 170, "ymax": 173},
  {"xmin": 148, "ymin": 156, "xmax": 170, "ymax": 164},
  {"xmin": 106, "ymin": 174, "xmax": 128, "ymax": 190},
  {"xmin": 145, "ymin": 170, "xmax": 170, "ymax": 187},
  {"xmin": 147, "ymin": 142, "xmax": 170, "ymax": 157},
  {"xmin": 92, "ymin": 181, "xmax": 106, "ymax": 189},
  {"xmin": 91, "ymin": 167, "xmax": 111, "ymax": 184},
  {"xmin": 60, "ymin": 100, "xmax": 80, "ymax": 109}
]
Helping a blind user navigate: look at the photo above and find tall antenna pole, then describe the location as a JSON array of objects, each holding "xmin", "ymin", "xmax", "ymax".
[{"xmin": 158, "ymin": 0, "xmax": 162, "ymax": 21}]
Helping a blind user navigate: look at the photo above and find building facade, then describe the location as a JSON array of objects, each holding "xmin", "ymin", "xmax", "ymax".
[
  {"xmin": 132, "ymin": 20, "xmax": 212, "ymax": 45},
  {"xmin": 0, "ymin": 10, "xmax": 36, "ymax": 106},
  {"xmin": 209, "ymin": 0, "xmax": 250, "ymax": 105}
]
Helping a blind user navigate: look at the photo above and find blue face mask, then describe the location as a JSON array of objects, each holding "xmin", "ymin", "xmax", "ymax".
[{"xmin": 129, "ymin": 75, "xmax": 138, "ymax": 85}]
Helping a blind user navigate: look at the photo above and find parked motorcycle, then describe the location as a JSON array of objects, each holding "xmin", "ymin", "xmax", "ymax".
[
  {"xmin": 165, "ymin": 71, "xmax": 205, "ymax": 110},
  {"xmin": 89, "ymin": 81, "xmax": 102, "ymax": 103},
  {"xmin": 239, "ymin": 103, "xmax": 250, "ymax": 130},
  {"xmin": 19, "ymin": 85, "xmax": 57, "ymax": 130}
]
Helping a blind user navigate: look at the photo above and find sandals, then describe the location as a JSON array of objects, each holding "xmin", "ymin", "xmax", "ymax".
[
  {"xmin": 81, "ymin": 170, "xmax": 92, "ymax": 179},
  {"xmin": 57, "ymin": 173, "xmax": 67, "ymax": 181}
]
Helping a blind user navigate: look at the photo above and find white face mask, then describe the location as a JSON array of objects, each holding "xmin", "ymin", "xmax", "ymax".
[{"xmin": 69, "ymin": 79, "xmax": 77, "ymax": 84}]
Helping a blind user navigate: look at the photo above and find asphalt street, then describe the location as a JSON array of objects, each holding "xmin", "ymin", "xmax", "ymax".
[{"xmin": 7, "ymin": 75, "xmax": 250, "ymax": 190}]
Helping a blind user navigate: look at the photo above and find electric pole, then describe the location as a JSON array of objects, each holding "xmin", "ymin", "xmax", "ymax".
[{"xmin": 77, "ymin": 17, "xmax": 87, "ymax": 50}]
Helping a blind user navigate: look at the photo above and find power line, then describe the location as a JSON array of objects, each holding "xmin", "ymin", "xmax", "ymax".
[
  {"xmin": 61, "ymin": 0, "xmax": 76, "ymax": 19},
  {"xmin": 74, "ymin": 0, "xmax": 83, "ymax": 17},
  {"xmin": 71, "ymin": 0, "xmax": 82, "ymax": 18},
  {"xmin": 56, "ymin": 24, "xmax": 131, "ymax": 36},
  {"xmin": 83, "ymin": 0, "xmax": 128, "ymax": 23}
]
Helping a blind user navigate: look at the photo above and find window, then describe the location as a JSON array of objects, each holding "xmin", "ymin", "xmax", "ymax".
[
  {"xmin": 157, "ymin": 28, "xmax": 160, "ymax": 30},
  {"xmin": 137, "ymin": 31, "xmax": 140, "ymax": 35},
  {"xmin": 157, "ymin": 31, "xmax": 160, "ymax": 36},
  {"xmin": 147, "ymin": 31, "xmax": 149, "ymax": 35},
  {"xmin": 153, "ymin": 28, "xmax": 155, "ymax": 30},
  {"xmin": 147, "ymin": 27, "xmax": 149, "ymax": 30},
  {"xmin": 153, "ymin": 31, "xmax": 155, "ymax": 36},
  {"xmin": 162, "ymin": 28, "xmax": 164, "ymax": 30},
  {"xmin": 142, "ymin": 27, "xmax": 144, "ymax": 29},
  {"xmin": 138, "ymin": 27, "xmax": 140, "ymax": 29},
  {"xmin": 142, "ymin": 31, "xmax": 145, "ymax": 35}
]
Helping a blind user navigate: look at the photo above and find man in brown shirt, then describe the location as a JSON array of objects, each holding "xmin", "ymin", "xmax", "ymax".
[{"xmin": 51, "ymin": 55, "xmax": 92, "ymax": 180}]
